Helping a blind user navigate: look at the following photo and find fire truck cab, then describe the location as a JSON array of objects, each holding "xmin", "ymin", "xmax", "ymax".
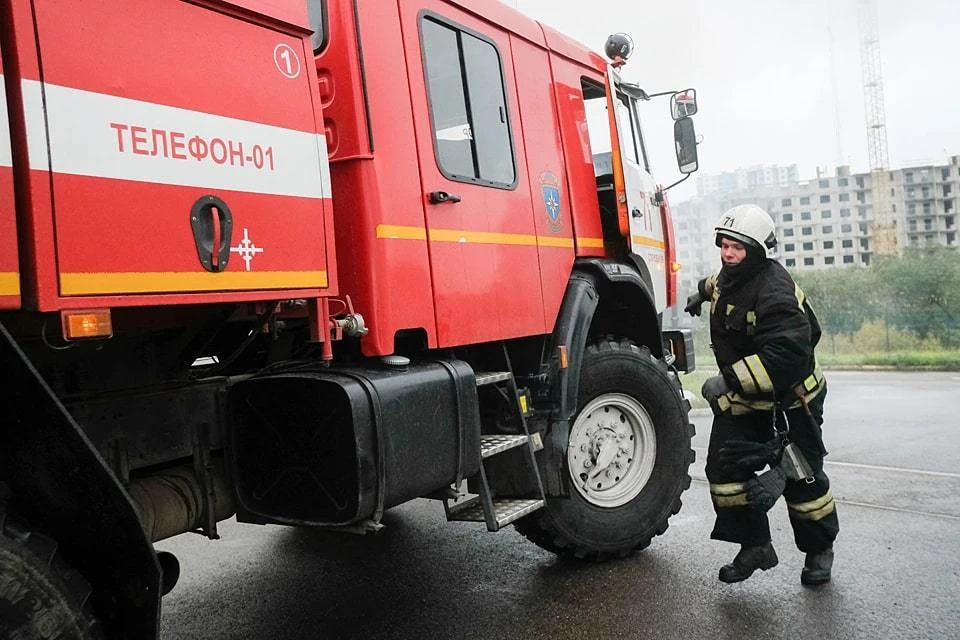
[
  {"xmin": 0, "ymin": 1, "xmax": 700, "ymax": 638},
  {"xmin": 319, "ymin": 2, "xmax": 691, "ymax": 355}
]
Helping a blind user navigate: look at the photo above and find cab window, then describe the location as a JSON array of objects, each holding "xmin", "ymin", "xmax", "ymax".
[
  {"xmin": 616, "ymin": 94, "xmax": 640, "ymax": 166},
  {"xmin": 306, "ymin": 0, "xmax": 327, "ymax": 53},
  {"xmin": 420, "ymin": 16, "xmax": 516, "ymax": 187},
  {"xmin": 617, "ymin": 93, "xmax": 649, "ymax": 172}
]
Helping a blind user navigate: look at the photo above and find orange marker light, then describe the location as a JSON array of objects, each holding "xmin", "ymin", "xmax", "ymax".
[
  {"xmin": 671, "ymin": 261, "xmax": 683, "ymax": 273},
  {"xmin": 62, "ymin": 309, "xmax": 113, "ymax": 340},
  {"xmin": 558, "ymin": 345, "xmax": 569, "ymax": 370}
]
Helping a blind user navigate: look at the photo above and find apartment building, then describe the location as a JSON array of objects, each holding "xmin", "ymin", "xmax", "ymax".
[
  {"xmin": 674, "ymin": 156, "xmax": 960, "ymax": 296},
  {"xmin": 695, "ymin": 164, "xmax": 800, "ymax": 197}
]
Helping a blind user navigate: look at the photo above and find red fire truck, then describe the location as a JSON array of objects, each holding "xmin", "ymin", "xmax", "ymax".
[{"xmin": 0, "ymin": 1, "xmax": 700, "ymax": 637}]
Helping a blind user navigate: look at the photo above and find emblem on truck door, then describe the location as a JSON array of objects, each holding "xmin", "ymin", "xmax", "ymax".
[{"xmin": 540, "ymin": 171, "xmax": 562, "ymax": 233}]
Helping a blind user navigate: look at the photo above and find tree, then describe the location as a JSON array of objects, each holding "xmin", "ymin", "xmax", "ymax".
[
  {"xmin": 792, "ymin": 266, "xmax": 879, "ymax": 352},
  {"xmin": 874, "ymin": 247, "xmax": 960, "ymax": 348}
]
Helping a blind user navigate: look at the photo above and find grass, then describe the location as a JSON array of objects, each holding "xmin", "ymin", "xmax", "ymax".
[{"xmin": 818, "ymin": 350, "xmax": 960, "ymax": 369}]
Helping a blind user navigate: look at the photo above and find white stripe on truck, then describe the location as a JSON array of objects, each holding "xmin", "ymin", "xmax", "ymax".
[
  {"xmin": 22, "ymin": 79, "xmax": 331, "ymax": 199},
  {"xmin": 0, "ymin": 75, "xmax": 12, "ymax": 169}
]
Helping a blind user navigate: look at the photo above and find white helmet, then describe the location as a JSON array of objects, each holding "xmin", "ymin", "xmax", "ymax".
[{"xmin": 714, "ymin": 204, "xmax": 778, "ymax": 258}]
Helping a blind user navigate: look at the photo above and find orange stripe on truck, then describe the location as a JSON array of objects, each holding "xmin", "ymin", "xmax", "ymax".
[
  {"xmin": 0, "ymin": 272, "xmax": 21, "ymax": 296},
  {"xmin": 632, "ymin": 235, "xmax": 666, "ymax": 250},
  {"xmin": 376, "ymin": 224, "xmax": 587, "ymax": 249},
  {"xmin": 59, "ymin": 271, "xmax": 328, "ymax": 295}
]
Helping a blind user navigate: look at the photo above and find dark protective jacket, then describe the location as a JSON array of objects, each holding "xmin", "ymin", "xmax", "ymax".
[{"xmin": 698, "ymin": 260, "xmax": 823, "ymax": 414}]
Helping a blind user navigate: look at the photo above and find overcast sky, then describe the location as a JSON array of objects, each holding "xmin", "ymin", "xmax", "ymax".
[{"xmin": 510, "ymin": 0, "xmax": 958, "ymax": 201}]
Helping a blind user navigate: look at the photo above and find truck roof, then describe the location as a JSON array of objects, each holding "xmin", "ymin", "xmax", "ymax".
[{"xmin": 446, "ymin": 0, "xmax": 608, "ymax": 71}]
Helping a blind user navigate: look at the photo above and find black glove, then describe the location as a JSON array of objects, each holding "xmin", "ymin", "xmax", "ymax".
[
  {"xmin": 744, "ymin": 465, "xmax": 787, "ymax": 512},
  {"xmin": 718, "ymin": 437, "xmax": 783, "ymax": 474},
  {"xmin": 684, "ymin": 292, "xmax": 704, "ymax": 316},
  {"xmin": 701, "ymin": 375, "xmax": 730, "ymax": 402}
]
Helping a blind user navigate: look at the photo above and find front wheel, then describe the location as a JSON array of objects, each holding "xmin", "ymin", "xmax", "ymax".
[{"xmin": 515, "ymin": 339, "xmax": 694, "ymax": 560}]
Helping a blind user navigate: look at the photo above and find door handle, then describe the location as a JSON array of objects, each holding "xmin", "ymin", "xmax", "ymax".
[
  {"xmin": 190, "ymin": 195, "xmax": 233, "ymax": 272},
  {"xmin": 428, "ymin": 191, "xmax": 462, "ymax": 204}
]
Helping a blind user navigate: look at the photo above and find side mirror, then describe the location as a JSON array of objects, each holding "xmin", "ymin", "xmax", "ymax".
[
  {"xmin": 674, "ymin": 117, "xmax": 699, "ymax": 174},
  {"xmin": 670, "ymin": 89, "xmax": 697, "ymax": 120}
]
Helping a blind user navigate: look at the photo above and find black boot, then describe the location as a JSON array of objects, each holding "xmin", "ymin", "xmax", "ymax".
[
  {"xmin": 801, "ymin": 547, "xmax": 834, "ymax": 586},
  {"xmin": 718, "ymin": 542, "xmax": 779, "ymax": 583}
]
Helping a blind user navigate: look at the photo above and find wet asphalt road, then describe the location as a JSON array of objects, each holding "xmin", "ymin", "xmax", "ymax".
[{"xmin": 157, "ymin": 371, "xmax": 960, "ymax": 640}]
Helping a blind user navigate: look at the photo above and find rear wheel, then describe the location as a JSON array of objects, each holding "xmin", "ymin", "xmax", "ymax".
[
  {"xmin": 515, "ymin": 339, "xmax": 694, "ymax": 560},
  {"xmin": 0, "ymin": 510, "xmax": 102, "ymax": 640}
]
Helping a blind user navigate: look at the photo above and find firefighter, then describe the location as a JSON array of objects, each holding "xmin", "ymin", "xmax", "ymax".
[{"xmin": 685, "ymin": 204, "xmax": 839, "ymax": 586}]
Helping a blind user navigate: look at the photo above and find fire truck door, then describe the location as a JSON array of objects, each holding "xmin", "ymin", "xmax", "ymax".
[
  {"xmin": 0, "ymin": 51, "xmax": 20, "ymax": 309},
  {"xmin": 30, "ymin": 1, "xmax": 329, "ymax": 299},
  {"xmin": 606, "ymin": 69, "xmax": 667, "ymax": 311},
  {"xmin": 401, "ymin": 0, "xmax": 546, "ymax": 346}
]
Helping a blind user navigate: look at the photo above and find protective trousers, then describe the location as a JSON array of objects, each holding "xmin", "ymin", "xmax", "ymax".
[{"xmin": 705, "ymin": 388, "xmax": 839, "ymax": 553}]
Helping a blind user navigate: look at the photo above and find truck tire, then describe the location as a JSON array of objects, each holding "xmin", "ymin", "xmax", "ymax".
[
  {"xmin": 516, "ymin": 339, "xmax": 694, "ymax": 560},
  {"xmin": 0, "ymin": 511, "xmax": 102, "ymax": 640}
]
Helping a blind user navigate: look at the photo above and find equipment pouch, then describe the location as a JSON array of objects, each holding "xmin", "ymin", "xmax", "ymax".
[{"xmin": 781, "ymin": 442, "xmax": 815, "ymax": 483}]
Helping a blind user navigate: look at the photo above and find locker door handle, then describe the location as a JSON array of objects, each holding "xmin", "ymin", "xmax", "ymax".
[
  {"xmin": 190, "ymin": 195, "xmax": 233, "ymax": 272},
  {"xmin": 427, "ymin": 191, "xmax": 462, "ymax": 204}
]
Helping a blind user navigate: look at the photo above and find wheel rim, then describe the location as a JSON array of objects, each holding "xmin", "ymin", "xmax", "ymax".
[{"xmin": 567, "ymin": 393, "xmax": 657, "ymax": 508}]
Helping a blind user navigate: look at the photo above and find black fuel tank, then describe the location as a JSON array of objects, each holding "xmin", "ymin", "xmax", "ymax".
[{"xmin": 227, "ymin": 359, "xmax": 480, "ymax": 526}]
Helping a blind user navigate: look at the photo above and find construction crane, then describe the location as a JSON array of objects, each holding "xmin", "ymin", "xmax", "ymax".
[
  {"xmin": 859, "ymin": 0, "xmax": 898, "ymax": 256},
  {"xmin": 828, "ymin": 25, "xmax": 844, "ymax": 168}
]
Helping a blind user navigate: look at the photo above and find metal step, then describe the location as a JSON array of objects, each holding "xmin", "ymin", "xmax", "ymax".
[
  {"xmin": 475, "ymin": 371, "xmax": 512, "ymax": 387},
  {"xmin": 443, "ymin": 364, "xmax": 546, "ymax": 532},
  {"xmin": 447, "ymin": 496, "xmax": 545, "ymax": 530},
  {"xmin": 480, "ymin": 434, "xmax": 528, "ymax": 458}
]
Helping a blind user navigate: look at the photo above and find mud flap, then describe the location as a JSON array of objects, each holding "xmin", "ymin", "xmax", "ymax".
[
  {"xmin": 543, "ymin": 273, "xmax": 599, "ymax": 496},
  {"xmin": 0, "ymin": 322, "xmax": 161, "ymax": 639}
]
